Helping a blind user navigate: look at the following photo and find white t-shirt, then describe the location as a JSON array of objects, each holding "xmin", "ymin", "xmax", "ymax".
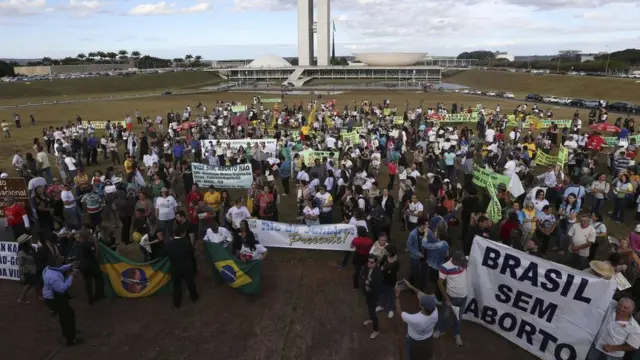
[
  {"xmin": 485, "ymin": 129, "xmax": 496, "ymax": 143},
  {"xmin": 315, "ymin": 192, "xmax": 333, "ymax": 213},
  {"xmin": 64, "ymin": 156, "xmax": 77, "ymax": 171},
  {"xmin": 203, "ymin": 227, "xmax": 232, "ymax": 243},
  {"xmin": 303, "ymin": 206, "xmax": 320, "ymax": 225},
  {"xmin": 61, "ymin": 190, "xmax": 76, "ymax": 209},
  {"xmin": 402, "ymin": 305, "xmax": 438, "ymax": 340},
  {"xmin": 439, "ymin": 259, "xmax": 468, "ymax": 298},
  {"xmin": 408, "ymin": 202, "xmax": 424, "ymax": 223},
  {"xmin": 349, "ymin": 217, "xmax": 368, "ymax": 231},
  {"xmin": 325, "ymin": 137, "xmax": 336, "ymax": 149},
  {"xmin": 226, "ymin": 206, "xmax": 251, "ymax": 228},
  {"xmin": 567, "ymin": 223, "xmax": 596, "ymax": 257},
  {"xmin": 155, "ymin": 196, "xmax": 177, "ymax": 221},
  {"xmin": 594, "ymin": 300, "xmax": 640, "ymax": 358}
]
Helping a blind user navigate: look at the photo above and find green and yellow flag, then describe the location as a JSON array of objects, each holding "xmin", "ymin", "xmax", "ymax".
[
  {"xmin": 205, "ymin": 242, "xmax": 262, "ymax": 295},
  {"xmin": 486, "ymin": 177, "xmax": 502, "ymax": 223},
  {"xmin": 98, "ymin": 243, "xmax": 172, "ymax": 298}
]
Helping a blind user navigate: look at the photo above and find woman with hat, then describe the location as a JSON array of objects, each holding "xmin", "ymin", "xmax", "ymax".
[{"xmin": 17, "ymin": 234, "xmax": 37, "ymax": 304}]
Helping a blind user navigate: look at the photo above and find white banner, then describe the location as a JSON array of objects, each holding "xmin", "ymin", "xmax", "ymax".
[
  {"xmin": 191, "ymin": 163, "xmax": 253, "ymax": 189},
  {"xmin": 463, "ymin": 236, "xmax": 616, "ymax": 360},
  {"xmin": 0, "ymin": 241, "xmax": 20, "ymax": 281},
  {"xmin": 246, "ymin": 219, "xmax": 357, "ymax": 251},
  {"xmin": 200, "ymin": 139, "xmax": 277, "ymax": 158}
]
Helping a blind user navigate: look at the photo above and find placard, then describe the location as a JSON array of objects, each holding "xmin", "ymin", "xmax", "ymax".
[
  {"xmin": 246, "ymin": 219, "xmax": 356, "ymax": 251},
  {"xmin": 472, "ymin": 166, "xmax": 509, "ymax": 189},
  {"xmin": 201, "ymin": 139, "xmax": 278, "ymax": 158},
  {"xmin": 0, "ymin": 241, "xmax": 20, "ymax": 280},
  {"xmin": 0, "ymin": 178, "xmax": 29, "ymax": 218},
  {"xmin": 463, "ymin": 236, "xmax": 616, "ymax": 360},
  {"xmin": 300, "ymin": 150, "xmax": 340, "ymax": 167},
  {"xmin": 191, "ymin": 163, "xmax": 253, "ymax": 189},
  {"xmin": 81, "ymin": 121, "xmax": 126, "ymax": 130}
]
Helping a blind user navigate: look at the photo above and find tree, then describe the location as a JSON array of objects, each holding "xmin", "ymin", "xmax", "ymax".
[
  {"xmin": 457, "ymin": 50, "xmax": 495, "ymax": 65},
  {"xmin": 0, "ymin": 60, "xmax": 15, "ymax": 77},
  {"xmin": 136, "ymin": 55, "xmax": 171, "ymax": 69},
  {"xmin": 106, "ymin": 52, "xmax": 118, "ymax": 63},
  {"xmin": 191, "ymin": 55, "xmax": 203, "ymax": 67},
  {"xmin": 185, "ymin": 54, "xmax": 194, "ymax": 63},
  {"xmin": 87, "ymin": 52, "xmax": 97, "ymax": 61},
  {"xmin": 595, "ymin": 48, "xmax": 640, "ymax": 66},
  {"xmin": 118, "ymin": 50, "xmax": 129, "ymax": 62},
  {"xmin": 96, "ymin": 51, "xmax": 107, "ymax": 62},
  {"xmin": 131, "ymin": 50, "xmax": 141, "ymax": 59},
  {"xmin": 41, "ymin": 57, "xmax": 53, "ymax": 65},
  {"xmin": 77, "ymin": 53, "xmax": 87, "ymax": 62}
]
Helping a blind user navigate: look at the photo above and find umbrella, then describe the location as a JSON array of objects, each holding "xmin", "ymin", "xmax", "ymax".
[
  {"xmin": 177, "ymin": 121, "xmax": 197, "ymax": 131},
  {"xmin": 427, "ymin": 113, "xmax": 443, "ymax": 121},
  {"xmin": 590, "ymin": 123, "xmax": 620, "ymax": 132}
]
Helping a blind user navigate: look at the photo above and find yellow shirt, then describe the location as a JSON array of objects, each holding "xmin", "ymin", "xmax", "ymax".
[
  {"xmin": 301, "ymin": 125, "xmax": 310, "ymax": 135},
  {"xmin": 204, "ymin": 191, "xmax": 221, "ymax": 210},
  {"xmin": 526, "ymin": 143, "xmax": 536, "ymax": 158},
  {"xmin": 124, "ymin": 159, "xmax": 134, "ymax": 173}
]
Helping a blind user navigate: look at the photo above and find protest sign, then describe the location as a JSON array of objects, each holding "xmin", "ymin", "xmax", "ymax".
[
  {"xmin": 537, "ymin": 119, "xmax": 572, "ymax": 129},
  {"xmin": 557, "ymin": 145, "xmax": 568, "ymax": 168},
  {"xmin": 231, "ymin": 105, "xmax": 247, "ymax": 113},
  {"xmin": 0, "ymin": 241, "xmax": 20, "ymax": 280},
  {"xmin": 82, "ymin": 121, "xmax": 125, "ymax": 130},
  {"xmin": 201, "ymin": 139, "xmax": 278, "ymax": 158},
  {"xmin": 191, "ymin": 163, "xmax": 253, "ymax": 189},
  {"xmin": 261, "ymin": 98, "xmax": 281, "ymax": 103},
  {"xmin": 441, "ymin": 113, "xmax": 478, "ymax": 122},
  {"xmin": 472, "ymin": 166, "xmax": 509, "ymax": 189},
  {"xmin": 486, "ymin": 177, "xmax": 501, "ymax": 223},
  {"xmin": 339, "ymin": 127, "xmax": 363, "ymax": 133},
  {"xmin": 0, "ymin": 178, "xmax": 29, "ymax": 218},
  {"xmin": 246, "ymin": 219, "xmax": 356, "ymax": 251},
  {"xmin": 464, "ymin": 236, "xmax": 616, "ymax": 360},
  {"xmin": 341, "ymin": 131, "xmax": 359, "ymax": 144},
  {"xmin": 300, "ymin": 150, "xmax": 340, "ymax": 167},
  {"xmin": 383, "ymin": 108, "xmax": 392, "ymax": 116},
  {"xmin": 535, "ymin": 151, "xmax": 558, "ymax": 167}
]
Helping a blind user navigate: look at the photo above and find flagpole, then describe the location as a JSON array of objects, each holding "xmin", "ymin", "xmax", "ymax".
[{"xmin": 332, "ymin": 21, "xmax": 336, "ymax": 64}]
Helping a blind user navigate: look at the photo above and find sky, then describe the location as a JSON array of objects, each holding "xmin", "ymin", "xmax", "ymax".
[{"xmin": 1, "ymin": 0, "xmax": 640, "ymax": 60}]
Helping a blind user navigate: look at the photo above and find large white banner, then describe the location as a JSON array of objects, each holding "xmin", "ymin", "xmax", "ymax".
[
  {"xmin": 201, "ymin": 139, "xmax": 278, "ymax": 158},
  {"xmin": 246, "ymin": 219, "xmax": 357, "ymax": 251},
  {"xmin": 463, "ymin": 236, "xmax": 616, "ymax": 360},
  {"xmin": 0, "ymin": 241, "xmax": 20, "ymax": 281},
  {"xmin": 191, "ymin": 163, "xmax": 253, "ymax": 189}
]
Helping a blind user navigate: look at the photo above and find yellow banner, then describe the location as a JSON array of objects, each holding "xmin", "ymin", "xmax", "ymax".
[{"xmin": 535, "ymin": 151, "xmax": 558, "ymax": 167}]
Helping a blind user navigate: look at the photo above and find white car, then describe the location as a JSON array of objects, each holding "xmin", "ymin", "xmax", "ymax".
[
  {"xmin": 486, "ymin": 91, "xmax": 496, "ymax": 96},
  {"xmin": 543, "ymin": 96, "xmax": 559, "ymax": 103},
  {"xmin": 557, "ymin": 97, "xmax": 572, "ymax": 105},
  {"xmin": 503, "ymin": 92, "xmax": 515, "ymax": 99},
  {"xmin": 461, "ymin": 89, "xmax": 470, "ymax": 94},
  {"xmin": 473, "ymin": 90, "xmax": 482, "ymax": 95}
]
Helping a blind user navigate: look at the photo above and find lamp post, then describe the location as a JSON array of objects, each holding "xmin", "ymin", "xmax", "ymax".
[{"xmin": 605, "ymin": 46, "xmax": 611, "ymax": 76}]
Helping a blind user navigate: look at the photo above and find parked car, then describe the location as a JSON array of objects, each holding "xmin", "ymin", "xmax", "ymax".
[
  {"xmin": 633, "ymin": 105, "xmax": 640, "ymax": 114},
  {"xmin": 525, "ymin": 93, "xmax": 543, "ymax": 101},
  {"xmin": 569, "ymin": 99, "xmax": 585, "ymax": 107},
  {"xmin": 461, "ymin": 89, "xmax": 470, "ymax": 94},
  {"xmin": 495, "ymin": 91, "xmax": 505, "ymax": 97},
  {"xmin": 557, "ymin": 97, "xmax": 572, "ymax": 105},
  {"xmin": 473, "ymin": 90, "xmax": 482, "ymax": 95},
  {"xmin": 503, "ymin": 92, "xmax": 515, "ymax": 99},
  {"xmin": 543, "ymin": 95, "xmax": 559, "ymax": 103},
  {"xmin": 486, "ymin": 91, "xmax": 496, "ymax": 96},
  {"xmin": 581, "ymin": 100, "xmax": 601, "ymax": 108},
  {"xmin": 607, "ymin": 102, "xmax": 635, "ymax": 113}
]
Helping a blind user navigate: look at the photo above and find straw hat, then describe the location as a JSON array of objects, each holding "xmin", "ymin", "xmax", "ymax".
[
  {"xmin": 589, "ymin": 261, "xmax": 615, "ymax": 280},
  {"xmin": 16, "ymin": 234, "xmax": 32, "ymax": 244}
]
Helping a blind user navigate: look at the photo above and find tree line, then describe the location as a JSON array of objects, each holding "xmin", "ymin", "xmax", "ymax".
[{"xmin": 457, "ymin": 49, "xmax": 640, "ymax": 73}]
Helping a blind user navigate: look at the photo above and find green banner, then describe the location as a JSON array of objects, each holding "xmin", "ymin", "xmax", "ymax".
[
  {"xmin": 383, "ymin": 108, "xmax": 392, "ymax": 116},
  {"xmin": 486, "ymin": 177, "xmax": 502, "ymax": 223},
  {"xmin": 472, "ymin": 165, "xmax": 509, "ymax": 189},
  {"xmin": 261, "ymin": 98, "xmax": 281, "ymax": 103},
  {"xmin": 603, "ymin": 134, "xmax": 640, "ymax": 146},
  {"xmin": 231, "ymin": 105, "xmax": 247, "ymax": 112},
  {"xmin": 301, "ymin": 150, "xmax": 340, "ymax": 167},
  {"xmin": 205, "ymin": 242, "xmax": 262, "ymax": 295},
  {"xmin": 98, "ymin": 243, "xmax": 172, "ymax": 298},
  {"xmin": 341, "ymin": 131, "xmax": 359, "ymax": 144},
  {"xmin": 557, "ymin": 145, "xmax": 568, "ymax": 168},
  {"xmin": 441, "ymin": 113, "xmax": 478, "ymax": 122},
  {"xmin": 535, "ymin": 151, "xmax": 558, "ymax": 167},
  {"xmin": 339, "ymin": 127, "xmax": 363, "ymax": 133},
  {"xmin": 393, "ymin": 116, "xmax": 404, "ymax": 124}
]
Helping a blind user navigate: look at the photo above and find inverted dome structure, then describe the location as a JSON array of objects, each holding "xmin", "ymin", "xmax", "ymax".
[
  {"xmin": 246, "ymin": 55, "xmax": 292, "ymax": 68},
  {"xmin": 353, "ymin": 53, "xmax": 427, "ymax": 66}
]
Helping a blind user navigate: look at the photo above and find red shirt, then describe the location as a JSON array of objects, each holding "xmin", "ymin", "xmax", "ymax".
[
  {"xmin": 351, "ymin": 236, "xmax": 374, "ymax": 255},
  {"xmin": 499, "ymin": 220, "xmax": 520, "ymax": 243},
  {"xmin": 187, "ymin": 204, "xmax": 199, "ymax": 224},
  {"xmin": 4, "ymin": 203, "xmax": 26, "ymax": 226},
  {"xmin": 186, "ymin": 191, "xmax": 203, "ymax": 205},
  {"xmin": 587, "ymin": 136, "xmax": 604, "ymax": 151},
  {"xmin": 387, "ymin": 162, "xmax": 397, "ymax": 175}
]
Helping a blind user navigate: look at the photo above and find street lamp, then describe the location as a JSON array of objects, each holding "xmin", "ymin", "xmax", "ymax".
[{"xmin": 605, "ymin": 46, "xmax": 611, "ymax": 76}]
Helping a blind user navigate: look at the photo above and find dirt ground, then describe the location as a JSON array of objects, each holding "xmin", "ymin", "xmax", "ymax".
[
  {"xmin": 0, "ymin": 89, "xmax": 633, "ymax": 360},
  {"xmin": 445, "ymin": 69, "xmax": 640, "ymax": 103}
]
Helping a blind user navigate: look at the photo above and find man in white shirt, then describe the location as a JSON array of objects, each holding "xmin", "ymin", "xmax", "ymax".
[
  {"xmin": 568, "ymin": 215, "xmax": 596, "ymax": 270},
  {"xmin": 64, "ymin": 154, "xmax": 78, "ymax": 178},
  {"xmin": 564, "ymin": 136, "xmax": 578, "ymax": 151},
  {"xmin": 436, "ymin": 251, "xmax": 469, "ymax": 346},
  {"xmin": 325, "ymin": 135, "xmax": 336, "ymax": 150},
  {"xmin": 203, "ymin": 221, "xmax": 232, "ymax": 245},
  {"xmin": 503, "ymin": 155, "xmax": 517, "ymax": 177},
  {"xmin": 590, "ymin": 297, "xmax": 640, "ymax": 360},
  {"xmin": 397, "ymin": 280, "xmax": 439, "ymax": 360},
  {"xmin": 61, "ymin": 183, "xmax": 82, "ymax": 227},
  {"xmin": 484, "ymin": 127, "xmax": 496, "ymax": 144}
]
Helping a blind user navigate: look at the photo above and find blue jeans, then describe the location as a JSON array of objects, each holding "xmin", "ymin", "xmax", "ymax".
[
  {"xmin": 41, "ymin": 167, "xmax": 53, "ymax": 184},
  {"xmin": 570, "ymin": 253, "xmax": 588, "ymax": 270},
  {"xmin": 591, "ymin": 198, "xmax": 605, "ymax": 214},
  {"xmin": 157, "ymin": 218, "xmax": 175, "ymax": 239},
  {"xmin": 438, "ymin": 296, "xmax": 467, "ymax": 336},
  {"xmin": 612, "ymin": 198, "xmax": 626, "ymax": 222},
  {"xmin": 63, "ymin": 206, "xmax": 83, "ymax": 227}
]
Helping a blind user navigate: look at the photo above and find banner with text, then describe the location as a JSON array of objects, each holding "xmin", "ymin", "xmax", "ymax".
[
  {"xmin": 231, "ymin": 105, "xmax": 247, "ymax": 113},
  {"xmin": 246, "ymin": 219, "xmax": 357, "ymax": 251},
  {"xmin": 300, "ymin": 150, "xmax": 340, "ymax": 167},
  {"xmin": 191, "ymin": 163, "xmax": 253, "ymax": 189},
  {"xmin": 0, "ymin": 178, "xmax": 29, "ymax": 218},
  {"xmin": 81, "ymin": 121, "xmax": 126, "ymax": 130},
  {"xmin": 441, "ymin": 113, "xmax": 479, "ymax": 122},
  {"xmin": 472, "ymin": 166, "xmax": 510, "ymax": 189},
  {"xmin": 535, "ymin": 151, "xmax": 558, "ymax": 167},
  {"xmin": 0, "ymin": 241, "xmax": 19, "ymax": 280},
  {"xmin": 201, "ymin": 139, "xmax": 278, "ymax": 158},
  {"xmin": 463, "ymin": 236, "xmax": 616, "ymax": 360},
  {"xmin": 261, "ymin": 98, "xmax": 281, "ymax": 103}
]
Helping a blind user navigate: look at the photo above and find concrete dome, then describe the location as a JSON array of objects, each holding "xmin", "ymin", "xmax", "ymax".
[
  {"xmin": 353, "ymin": 53, "xmax": 427, "ymax": 66},
  {"xmin": 247, "ymin": 55, "xmax": 292, "ymax": 68}
]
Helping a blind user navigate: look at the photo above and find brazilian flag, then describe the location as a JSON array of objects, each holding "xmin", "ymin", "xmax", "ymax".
[
  {"xmin": 98, "ymin": 243, "xmax": 172, "ymax": 298},
  {"xmin": 204, "ymin": 242, "xmax": 262, "ymax": 295}
]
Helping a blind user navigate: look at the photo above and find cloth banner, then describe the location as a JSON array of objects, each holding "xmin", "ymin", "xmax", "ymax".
[
  {"xmin": 486, "ymin": 177, "xmax": 502, "ymax": 223},
  {"xmin": 341, "ymin": 131, "xmax": 359, "ymax": 144},
  {"xmin": 463, "ymin": 236, "xmax": 616, "ymax": 360},
  {"xmin": 231, "ymin": 105, "xmax": 247, "ymax": 113},
  {"xmin": 441, "ymin": 113, "xmax": 478, "ymax": 122},
  {"xmin": 246, "ymin": 219, "xmax": 357, "ymax": 251},
  {"xmin": 205, "ymin": 242, "xmax": 262, "ymax": 295},
  {"xmin": 393, "ymin": 116, "xmax": 404, "ymax": 124},
  {"xmin": 192, "ymin": 163, "xmax": 253, "ymax": 189},
  {"xmin": 535, "ymin": 151, "xmax": 558, "ymax": 167},
  {"xmin": 557, "ymin": 145, "xmax": 569, "ymax": 168},
  {"xmin": 261, "ymin": 98, "xmax": 281, "ymax": 103},
  {"xmin": 383, "ymin": 108, "xmax": 392, "ymax": 116},
  {"xmin": 300, "ymin": 150, "xmax": 340, "ymax": 167},
  {"xmin": 340, "ymin": 127, "xmax": 363, "ymax": 133},
  {"xmin": 81, "ymin": 121, "xmax": 125, "ymax": 130},
  {"xmin": 98, "ymin": 243, "xmax": 172, "ymax": 298},
  {"xmin": 0, "ymin": 241, "xmax": 20, "ymax": 280},
  {"xmin": 472, "ymin": 166, "xmax": 510, "ymax": 189},
  {"xmin": 201, "ymin": 139, "xmax": 277, "ymax": 158}
]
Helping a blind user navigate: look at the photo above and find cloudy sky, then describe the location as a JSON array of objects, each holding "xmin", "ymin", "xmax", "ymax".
[{"xmin": 1, "ymin": 0, "xmax": 639, "ymax": 60}]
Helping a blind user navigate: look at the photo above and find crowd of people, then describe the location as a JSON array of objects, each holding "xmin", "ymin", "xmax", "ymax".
[{"xmin": 5, "ymin": 95, "xmax": 640, "ymax": 359}]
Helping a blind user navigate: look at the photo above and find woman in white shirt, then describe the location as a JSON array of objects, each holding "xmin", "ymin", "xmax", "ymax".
[
  {"xmin": 226, "ymin": 197, "xmax": 251, "ymax": 230},
  {"xmin": 237, "ymin": 220, "xmax": 267, "ymax": 260},
  {"xmin": 532, "ymin": 189, "xmax": 550, "ymax": 218},
  {"xmin": 301, "ymin": 198, "xmax": 320, "ymax": 226},
  {"xmin": 155, "ymin": 187, "xmax": 178, "ymax": 237}
]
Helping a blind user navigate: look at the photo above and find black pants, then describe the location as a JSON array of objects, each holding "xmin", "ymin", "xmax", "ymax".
[
  {"xmin": 281, "ymin": 177, "xmax": 290, "ymax": 195},
  {"xmin": 387, "ymin": 173, "xmax": 395, "ymax": 190},
  {"xmin": 120, "ymin": 215, "xmax": 132, "ymax": 244},
  {"xmin": 365, "ymin": 293, "xmax": 380, "ymax": 331},
  {"xmin": 46, "ymin": 292, "xmax": 76, "ymax": 344},
  {"xmin": 171, "ymin": 272, "xmax": 198, "ymax": 308},
  {"xmin": 82, "ymin": 264, "xmax": 104, "ymax": 303}
]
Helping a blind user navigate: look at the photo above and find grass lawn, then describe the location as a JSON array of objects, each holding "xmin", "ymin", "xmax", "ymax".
[
  {"xmin": 0, "ymin": 71, "xmax": 223, "ymax": 103},
  {"xmin": 445, "ymin": 69, "xmax": 640, "ymax": 103}
]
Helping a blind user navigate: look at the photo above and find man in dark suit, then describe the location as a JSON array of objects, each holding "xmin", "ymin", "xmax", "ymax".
[{"xmin": 164, "ymin": 227, "xmax": 199, "ymax": 308}]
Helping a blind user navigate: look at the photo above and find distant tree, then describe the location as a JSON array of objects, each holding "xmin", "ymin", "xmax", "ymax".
[
  {"xmin": 191, "ymin": 55, "xmax": 203, "ymax": 67},
  {"xmin": 457, "ymin": 50, "xmax": 495, "ymax": 65},
  {"xmin": 96, "ymin": 51, "xmax": 107, "ymax": 62},
  {"xmin": 106, "ymin": 52, "xmax": 118, "ymax": 63},
  {"xmin": 60, "ymin": 57, "xmax": 82, "ymax": 65},
  {"xmin": 118, "ymin": 50, "xmax": 129, "ymax": 62},
  {"xmin": 137, "ymin": 55, "xmax": 172, "ymax": 69},
  {"xmin": 87, "ymin": 52, "xmax": 97, "ymax": 61},
  {"xmin": 77, "ymin": 53, "xmax": 87, "ymax": 62},
  {"xmin": 185, "ymin": 54, "xmax": 194, "ymax": 63},
  {"xmin": 0, "ymin": 60, "xmax": 16, "ymax": 77},
  {"xmin": 595, "ymin": 48, "xmax": 640, "ymax": 66},
  {"xmin": 41, "ymin": 57, "xmax": 53, "ymax": 65},
  {"xmin": 131, "ymin": 50, "xmax": 141, "ymax": 59},
  {"xmin": 7, "ymin": 61, "xmax": 19, "ymax": 67}
]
